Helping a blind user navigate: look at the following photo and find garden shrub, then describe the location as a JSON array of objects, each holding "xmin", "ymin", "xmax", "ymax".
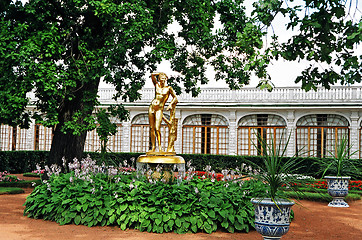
[
  {"xmin": 24, "ymin": 158, "xmax": 267, "ymax": 234},
  {"xmin": 0, "ymin": 151, "xmax": 48, "ymax": 173},
  {"xmin": 1, "ymin": 151, "xmax": 360, "ymax": 179},
  {"xmin": 0, "ymin": 187, "xmax": 25, "ymax": 194}
]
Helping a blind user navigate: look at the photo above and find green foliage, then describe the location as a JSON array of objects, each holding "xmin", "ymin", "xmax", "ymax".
[
  {"xmin": 22, "ymin": 172, "xmax": 41, "ymax": 178},
  {"xmin": 24, "ymin": 172, "xmax": 266, "ymax": 233},
  {"xmin": 0, "ymin": 179, "xmax": 41, "ymax": 188},
  {"xmin": 244, "ymin": 134, "xmax": 309, "ymax": 201},
  {"xmin": 316, "ymin": 135, "xmax": 361, "ymax": 178},
  {"xmin": 247, "ymin": 0, "xmax": 362, "ymax": 90},
  {"xmin": 0, "ymin": 187, "xmax": 24, "ymax": 194},
  {"xmin": 2, "ymin": 150, "xmax": 360, "ymax": 179},
  {"xmin": 1, "ymin": 0, "xmax": 361, "ymax": 165},
  {"xmin": 0, "ymin": 151, "xmax": 48, "ymax": 173},
  {"xmin": 284, "ymin": 191, "xmax": 361, "ymax": 202}
]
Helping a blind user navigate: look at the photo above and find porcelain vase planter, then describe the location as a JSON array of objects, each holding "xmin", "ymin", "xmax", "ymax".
[
  {"xmin": 251, "ymin": 198, "xmax": 294, "ymax": 240},
  {"xmin": 325, "ymin": 176, "xmax": 350, "ymax": 207}
]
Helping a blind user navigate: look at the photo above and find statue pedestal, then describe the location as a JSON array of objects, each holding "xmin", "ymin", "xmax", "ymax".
[{"xmin": 136, "ymin": 152, "xmax": 185, "ymax": 180}]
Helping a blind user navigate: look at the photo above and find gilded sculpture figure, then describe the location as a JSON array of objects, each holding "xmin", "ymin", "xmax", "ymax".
[
  {"xmin": 148, "ymin": 72, "xmax": 178, "ymax": 154},
  {"xmin": 162, "ymin": 100, "xmax": 178, "ymax": 153}
]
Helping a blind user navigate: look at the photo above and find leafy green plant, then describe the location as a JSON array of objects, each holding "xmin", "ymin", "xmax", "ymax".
[
  {"xmin": 24, "ymin": 157, "xmax": 268, "ymax": 234},
  {"xmin": 244, "ymin": 134, "xmax": 308, "ymax": 202},
  {"xmin": 317, "ymin": 135, "xmax": 360, "ymax": 178}
]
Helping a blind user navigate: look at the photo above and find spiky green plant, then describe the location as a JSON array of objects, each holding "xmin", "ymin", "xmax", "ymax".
[
  {"xmin": 319, "ymin": 135, "xmax": 360, "ymax": 178},
  {"xmin": 246, "ymin": 133, "xmax": 308, "ymax": 202}
]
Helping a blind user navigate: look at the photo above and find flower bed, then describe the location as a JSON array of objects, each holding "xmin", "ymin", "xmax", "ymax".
[
  {"xmin": 0, "ymin": 171, "xmax": 24, "ymax": 183},
  {"xmin": 306, "ymin": 180, "xmax": 362, "ymax": 191},
  {"xmin": 24, "ymin": 157, "xmax": 267, "ymax": 234},
  {"xmin": 284, "ymin": 180, "xmax": 362, "ymax": 192}
]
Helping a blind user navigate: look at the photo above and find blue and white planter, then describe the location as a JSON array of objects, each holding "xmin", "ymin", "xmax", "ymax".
[
  {"xmin": 325, "ymin": 176, "xmax": 350, "ymax": 207},
  {"xmin": 251, "ymin": 198, "xmax": 294, "ymax": 240}
]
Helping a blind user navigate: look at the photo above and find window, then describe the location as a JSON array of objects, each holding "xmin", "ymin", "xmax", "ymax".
[
  {"xmin": 296, "ymin": 114, "xmax": 349, "ymax": 158},
  {"xmin": 130, "ymin": 114, "xmax": 169, "ymax": 153},
  {"xmin": 108, "ymin": 124, "xmax": 122, "ymax": 152},
  {"xmin": 84, "ymin": 124, "xmax": 122, "ymax": 152},
  {"xmin": 182, "ymin": 114, "xmax": 229, "ymax": 155},
  {"xmin": 237, "ymin": 114, "xmax": 287, "ymax": 156},
  {"xmin": 0, "ymin": 125, "xmax": 28, "ymax": 150},
  {"xmin": 34, "ymin": 124, "xmax": 53, "ymax": 151},
  {"xmin": 84, "ymin": 128, "xmax": 101, "ymax": 152}
]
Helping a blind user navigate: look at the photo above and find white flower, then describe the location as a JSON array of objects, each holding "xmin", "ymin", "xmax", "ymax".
[
  {"xmin": 194, "ymin": 187, "xmax": 199, "ymax": 194},
  {"xmin": 204, "ymin": 165, "xmax": 212, "ymax": 172},
  {"xmin": 62, "ymin": 157, "xmax": 67, "ymax": 167}
]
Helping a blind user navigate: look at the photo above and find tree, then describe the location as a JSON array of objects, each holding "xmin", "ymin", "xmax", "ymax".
[
  {"xmin": 237, "ymin": 0, "xmax": 362, "ymax": 91},
  {"xmin": 0, "ymin": 0, "xmax": 361, "ymax": 167}
]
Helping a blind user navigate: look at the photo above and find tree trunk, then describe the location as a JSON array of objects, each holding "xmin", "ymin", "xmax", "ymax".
[{"xmin": 48, "ymin": 79, "xmax": 100, "ymax": 169}]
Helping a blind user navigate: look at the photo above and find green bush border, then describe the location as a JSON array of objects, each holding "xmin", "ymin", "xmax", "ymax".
[
  {"xmin": 284, "ymin": 191, "xmax": 361, "ymax": 202},
  {"xmin": 0, "ymin": 187, "xmax": 25, "ymax": 194},
  {"xmin": 0, "ymin": 179, "xmax": 41, "ymax": 188},
  {"xmin": 1, "ymin": 151, "xmax": 361, "ymax": 179},
  {"xmin": 23, "ymin": 172, "xmax": 41, "ymax": 178}
]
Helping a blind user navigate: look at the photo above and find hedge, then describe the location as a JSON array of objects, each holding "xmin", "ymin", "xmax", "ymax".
[{"xmin": 0, "ymin": 151, "xmax": 360, "ymax": 179}]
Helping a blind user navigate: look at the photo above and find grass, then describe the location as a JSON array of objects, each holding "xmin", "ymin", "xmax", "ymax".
[
  {"xmin": 293, "ymin": 187, "xmax": 362, "ymax": 196},
  {"xmin": 23, "ymin": 172, "xmax": 41, "ymax": 178},
  {"xmin": 0, "ymin": 187, "xmax": 25, "ymax": 194},
  {"xmin": 0, "ymin": 179, "xmax": 41, "ymax": 188},
  {"xmin": 284, "ymin": 191, "xmax": 361, "ymax": 202}
]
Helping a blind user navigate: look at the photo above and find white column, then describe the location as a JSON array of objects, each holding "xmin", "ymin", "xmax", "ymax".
[
  {"xmin": 122, "ymin": 121, "xmax": 131, "ymax": 152},
  {"xmin": 228, "ymin": 110, "xmax": 237, "ymax": 155},
  {"xmin": 350, "ymin": 111, "xmax": 359, "ymax": 157},
  {"xmin": 26, "ymin": 121, "xmax": 35, "ymax": 150},
  {"xmin": 286, "ymin": 110, "xmax": 295, "ymax": 157},
  {"xmin": 175, "ymin": 109, "xmax": 182, "ymax": 154}
]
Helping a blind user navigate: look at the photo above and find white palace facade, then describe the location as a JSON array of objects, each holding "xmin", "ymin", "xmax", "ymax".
[{"xmin": 1, "ymin": 86, "xmax": 362, "ymax": 159}]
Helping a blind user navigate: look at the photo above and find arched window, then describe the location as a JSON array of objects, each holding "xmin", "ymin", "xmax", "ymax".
[
  {"xmin": 84, "ymin": 124, "xmax": 122, "ymax": 153},
  {"xmin": 237, "ymin": 114, "xmax": 287, "ymax": 156},
  {"xmin": 182, "ymin": 114, "xmax": 229, "ymax": 155},
  {"xmin": 296, "ymin": 114, "xmax": 349, "ymax": 158},
  {"xmin": 130, "ymin": 114, "xmax": 169, "ymax": 153},
  {"xmin": 0, "ymin": 124, "xmax": 28, "ymax": 151}
]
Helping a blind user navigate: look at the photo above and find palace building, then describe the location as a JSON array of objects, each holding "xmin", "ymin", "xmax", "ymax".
[{"xmin": 1, "ymin": 86, "xmax": 362, "ymax": 159}]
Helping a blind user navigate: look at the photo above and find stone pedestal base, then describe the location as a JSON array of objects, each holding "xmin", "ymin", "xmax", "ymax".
[
  {"xmin": 136, "ymin": 154, "xmax": 186, "ymax": 180},
  {"xmin": 137, "ymin": 154, "xmax": 185, "ymax": 164}
]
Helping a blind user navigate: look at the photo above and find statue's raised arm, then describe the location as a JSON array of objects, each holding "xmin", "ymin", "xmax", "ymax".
[{"xmin": 151, "ymin": 72, "xmax": 160, "ymax": 87}]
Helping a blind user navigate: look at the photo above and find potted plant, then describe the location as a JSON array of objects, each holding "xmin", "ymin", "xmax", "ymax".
[
  {"xmin": 247, "ymin": 134, "xmax": 306, "ymax": 240},
  {"xmin": 318, "ymin": 135, "xmax": 360, "ymax": 207}
]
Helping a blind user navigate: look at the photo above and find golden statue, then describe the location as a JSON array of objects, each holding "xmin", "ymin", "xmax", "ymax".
[
  {"xmin": 148, "ymin": 72, "xmax": 178, "ymax": 153},
  {"xmin": 136, "ymin": 72, "xmax": 184, "ymax": 167}
]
